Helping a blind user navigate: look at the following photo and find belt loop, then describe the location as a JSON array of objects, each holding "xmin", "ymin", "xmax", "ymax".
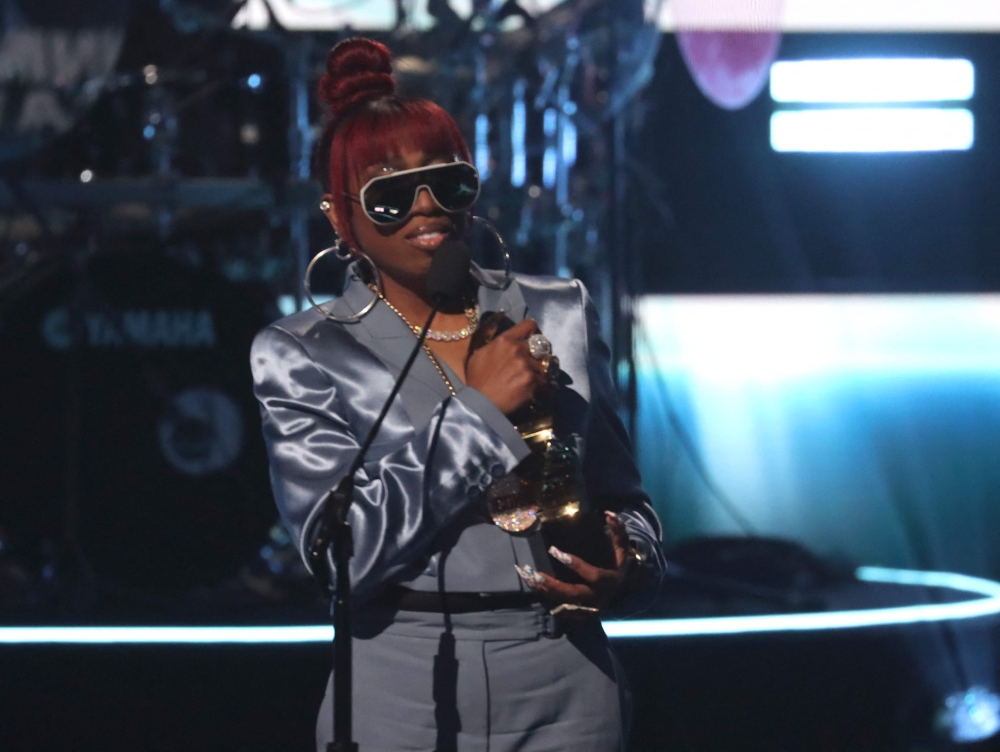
[{"xmin": 538, "ymin": 606, "xmax": 563, "ymax": 639}]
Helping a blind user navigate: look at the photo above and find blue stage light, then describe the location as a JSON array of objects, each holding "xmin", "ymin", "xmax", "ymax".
[
  {"xmin": 561, "ymin": 118, "xmax": 577, "ymax": 168},
  {"xmin": 1, "ymin": 567, "xmax": 998, "ymax": 644},
  {"xmin": 542, "ymin": 147, "xmax": 557, "ymax": 189},
  {"xmin": 543, "ymin": 108, "xmax": 557, "ymax": 137},
  {"xmin": 475, "ymin": 113, "xmax": 491, "ymax": 180},
  {"xmin": 511, "ymin": 82, "xmax": 526, "ymax": 188},
  {"xmin": 771, "ymin": 58, "xmax": 974, "ymax": 104},
  {"xmin": 142, "ymin": 124, "xmax": 156, "ymax": 140},
  {"xmin": 771, "ymin": 107, "xmax": 974, "ymax": 153},
  {"xmin": 247, "ymin": 73, "xmax": 262, "ymax": 89},
  {"xmin": 940, "ymin": 687, "xmax": 1000, "ymax": 743}
]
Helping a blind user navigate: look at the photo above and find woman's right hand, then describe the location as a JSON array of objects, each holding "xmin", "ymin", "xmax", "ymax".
[{"xmin": 465, "ymin": 318, "xmax": 549, "ymax": 416}]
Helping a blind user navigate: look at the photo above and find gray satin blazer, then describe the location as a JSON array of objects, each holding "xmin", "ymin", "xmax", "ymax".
[{"xmin": 250, "ymin": 265, "xmax": 665, "ymax": 607}]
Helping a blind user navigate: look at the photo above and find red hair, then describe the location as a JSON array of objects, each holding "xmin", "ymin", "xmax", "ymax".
[{"xmin": 314, "ymin": 38, "xmax": 471, "ymax": 251}]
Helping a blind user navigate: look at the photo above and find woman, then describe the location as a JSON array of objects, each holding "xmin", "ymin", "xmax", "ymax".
[{"xmin": 251, "ymin": 37, "xmax": 665, "ymax": 752}]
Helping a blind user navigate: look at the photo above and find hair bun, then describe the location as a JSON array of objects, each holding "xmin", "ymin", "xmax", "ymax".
[{"xmin": 318, "ymin": 38, "xmax": 396, "ymax": 119}]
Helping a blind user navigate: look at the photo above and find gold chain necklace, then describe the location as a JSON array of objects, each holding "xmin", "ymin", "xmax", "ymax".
[{"xmin": 373, "ymin": 289, "xmax": 477, "ymax": 397}]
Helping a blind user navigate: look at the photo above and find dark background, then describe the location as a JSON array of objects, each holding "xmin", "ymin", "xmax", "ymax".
[
  {"xmin": 635, "ymin": 34, "xmax": 1000, "ymax": 294},
  {"xmin": 1, "ymin": 2, "xmax": 1000, "ymax": 750}
]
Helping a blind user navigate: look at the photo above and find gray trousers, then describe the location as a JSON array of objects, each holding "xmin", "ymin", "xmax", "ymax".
[{"xmin": 317, "ymin": 604, "xmax": 631, "ymax": 751}]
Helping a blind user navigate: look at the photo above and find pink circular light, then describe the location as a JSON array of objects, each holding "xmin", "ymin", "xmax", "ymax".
[
  {"xmin": 672, "ymin": 0, "xmax": 785, "ymax": 111},
  {"xmin": 677, "ymin": 31, "xmax": 782, "ymax": 110}
]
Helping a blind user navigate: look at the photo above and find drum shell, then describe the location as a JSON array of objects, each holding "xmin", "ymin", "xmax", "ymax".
[{"xmin": 0, "ymin": 252, "xmax": 275, "ymax": 594}]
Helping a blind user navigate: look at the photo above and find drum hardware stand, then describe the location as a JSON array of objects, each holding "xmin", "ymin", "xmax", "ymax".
[
  {"xmin": 58, "ymin": 247, "xmax": 100, "ymax": 612},
  {"xmin": 286, "ymin": 35, "xmax": 313, "ymax": 313}
]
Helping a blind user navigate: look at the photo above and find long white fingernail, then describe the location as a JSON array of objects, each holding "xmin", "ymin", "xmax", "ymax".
[
  {"xmin": 548, "ymin": 546, "xmax": 573, "ymax": 566},
  {"xmin": 515, "ymin": 564, "xmax": 545, "ymax": 587}
]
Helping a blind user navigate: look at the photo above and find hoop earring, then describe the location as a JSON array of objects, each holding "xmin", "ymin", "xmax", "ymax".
[
  {"xmin": 469, "ymin": 216, "xmax": 513, "ymax": 290},
  {"xmin": 303, "ymin": 240, "xmax": 383, "ymax": 323}
]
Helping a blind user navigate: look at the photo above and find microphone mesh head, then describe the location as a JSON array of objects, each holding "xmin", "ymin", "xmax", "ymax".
[{"xmin": 427, "ymin": 240, "xmax": 471, "ymax": 305}]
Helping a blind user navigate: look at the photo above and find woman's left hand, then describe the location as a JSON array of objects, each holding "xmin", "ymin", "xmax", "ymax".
[{"xmin": 517, "ymin": 511, "xmax": 632, "ymax": 613}]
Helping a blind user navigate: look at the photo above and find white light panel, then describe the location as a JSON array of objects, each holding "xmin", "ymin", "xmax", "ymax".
[
  {"xmin": 771, "ymin": 108, "xmax": 974, "ymax": 153},
  {"xmin": 2, "ymin": 567, "xmax": 998, "ymax": 644},
  {"xmin": 653, "ymin": 0, "xmax": 1000, "ymax": 32},
  {"xmin": 232, "ymin": 0, "xmax": 1000, "ymax": 32},
  {"xmin": 232, "ymin": 0, "xmax": 567, "ymax": 31},
  {"xmin": 232, "ymin": 0, "xmax": 396, "ymax": 30},
  {"xmin": 771, "ymin": 59, "xmax": 974, "ymax": 104},
  {"xmin": 635, "ymin": 295, "xmax": 1000, "ymax": 382}
]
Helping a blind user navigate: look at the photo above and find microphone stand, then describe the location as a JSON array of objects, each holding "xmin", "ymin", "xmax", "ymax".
[{"xmin": 308, "ymin": 303, "xmax": 440, "ymax": 752}]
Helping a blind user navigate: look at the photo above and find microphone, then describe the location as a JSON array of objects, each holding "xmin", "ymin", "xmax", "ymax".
[
  {"xmin": 427, "ymin": 238, "xmax": 471, "ymax": 306},
  {"xmin": 310, "ymin": 239, "xmax": 471, "ymax": 578},
  {"xmin": 308, "ymin": 240, "xmax": 472, "ymax": 752}
]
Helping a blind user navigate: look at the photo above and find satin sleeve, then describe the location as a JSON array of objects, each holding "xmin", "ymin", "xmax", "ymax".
[
  {"xmin": 250, "ymin": 325, "xmax": 530, "ymax": 599},
  {"xmin": 577, "ymin": 282, "xmax": 667, "ymax": 615}
]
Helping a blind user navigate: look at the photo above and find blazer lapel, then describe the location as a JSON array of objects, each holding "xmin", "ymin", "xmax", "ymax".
[
  {"xmin": 329, "ymin": 266, "xmax": 531, "ymax": 434},
  {"xmin": 333, "ymin": 270, "xmax": 457, "ymax": 432}
]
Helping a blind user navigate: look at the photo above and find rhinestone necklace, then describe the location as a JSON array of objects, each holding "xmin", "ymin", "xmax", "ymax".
[
  {"xmin": 372, "ymin": 287, "xmax": 479, "ymax": 341},
  {"xmin": 413, "ymin": 304, "xmax": 478, "ymax": 341},
  {"xmin": 373, "ymin": 290, "xmax": 478, "ymax": 397}
]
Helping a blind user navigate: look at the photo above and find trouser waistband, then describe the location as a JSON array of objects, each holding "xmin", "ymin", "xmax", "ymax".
[
  {"xmin": 353, "ymin": 600, "xmax": 574, "ymax": 641},
  {"xmin": 368, "ymin": 584, "xmax": 545, "ymax": 613}
]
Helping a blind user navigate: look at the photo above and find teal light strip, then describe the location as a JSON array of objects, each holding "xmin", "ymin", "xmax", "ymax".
[
  {"xmin": 605, "ymin": 567, "xmax": 1000, "ymax": 639},
  {"xmin": 1, "ymin": 567, "xmax": 998, "ymax": 645},
  {"xmin": 0, "ymin": 624, "xmax": 331, "ymax": 645}
]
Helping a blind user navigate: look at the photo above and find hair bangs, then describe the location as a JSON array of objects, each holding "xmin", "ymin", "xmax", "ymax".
[{"xmin": 347, "ymin": 101, "xmax": 469, "ymax": 174}]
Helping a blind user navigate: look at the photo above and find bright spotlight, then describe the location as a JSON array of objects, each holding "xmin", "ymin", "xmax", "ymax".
[
  {"xmin": 939, "ymin": 687, "xmax": 1000, "ymax": 744},
  {"xmin": 770, "ymin": 108, "xmax": 974, "ymax": 153}
]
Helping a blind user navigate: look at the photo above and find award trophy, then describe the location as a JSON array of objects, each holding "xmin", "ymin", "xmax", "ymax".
[{"xmin": 469, "ymin": 314, "xmax": 617, "ymax": 575}]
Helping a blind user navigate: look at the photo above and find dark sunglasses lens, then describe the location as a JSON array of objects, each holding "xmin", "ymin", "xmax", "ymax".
[
  {"xmin": 363, "ymin": 175, "xmax": 421, "ymax": 224},
  {"xmin": 425, "ymin": 164, "xmax": 480, "ymax": 211},
  {"xmin": 363, "ymin": 164, "xmax": 480, "ymax": 224}
]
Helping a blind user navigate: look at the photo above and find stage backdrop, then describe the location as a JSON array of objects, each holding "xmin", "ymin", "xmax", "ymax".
[{"xmin": 635, "ymin": 293, "xmax": 1000, "ymax": 579}]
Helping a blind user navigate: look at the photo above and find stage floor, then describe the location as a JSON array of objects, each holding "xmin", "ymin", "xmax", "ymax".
[{"xmin": 1, "ymin": 567, "xmax": 999, "ymax": 752}]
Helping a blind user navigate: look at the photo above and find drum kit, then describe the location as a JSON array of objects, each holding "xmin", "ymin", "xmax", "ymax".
[
  {"xmin": 0, "ymin": 0, "xmax": 659, "ymax": 616},
  {"xmin": 0, "ymin": 250, "xmax": 287, "ymax": 606},
  {"xmin": 0, "ymin": 0, "xmax": 319, "ymax": 616}
]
